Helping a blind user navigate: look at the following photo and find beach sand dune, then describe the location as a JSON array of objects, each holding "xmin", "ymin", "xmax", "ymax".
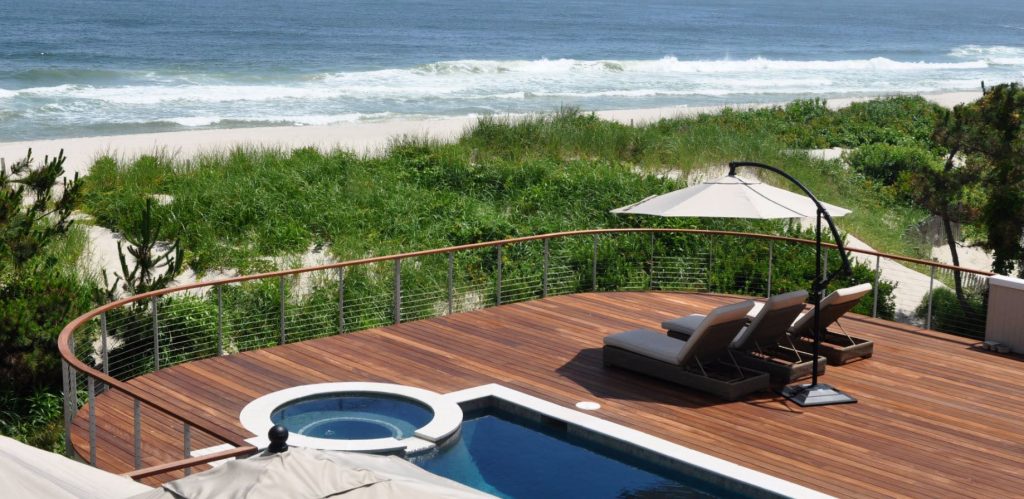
[{"xmin": 0, "ymin": 91, "xmax": 980, "ymax": 181}]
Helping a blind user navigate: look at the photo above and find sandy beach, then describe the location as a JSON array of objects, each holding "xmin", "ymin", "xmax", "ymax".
[{"xmin": 0, "ymin": 91, "xmax": 981, "ymax": 180}]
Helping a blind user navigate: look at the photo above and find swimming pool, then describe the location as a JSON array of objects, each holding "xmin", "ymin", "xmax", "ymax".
[{"xmin": 413, "ymin": 408, "xmax": 742, "ymax": 498}]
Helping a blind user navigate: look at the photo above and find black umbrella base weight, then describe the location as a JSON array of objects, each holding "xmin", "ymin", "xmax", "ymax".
[{"xmin": 780, "ymin": 383, "xmax": 857, "ymax": 407}]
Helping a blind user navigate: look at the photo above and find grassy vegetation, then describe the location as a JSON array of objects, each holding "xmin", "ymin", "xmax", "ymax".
[{"xmin": 83, "ymin": 98, "xmax": 934, "ymax": 275}]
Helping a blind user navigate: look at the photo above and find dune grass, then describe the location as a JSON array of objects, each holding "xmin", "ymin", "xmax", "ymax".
[{"xmin": 82, "ymin": 98, "xmax": 931, "ymax": 275}]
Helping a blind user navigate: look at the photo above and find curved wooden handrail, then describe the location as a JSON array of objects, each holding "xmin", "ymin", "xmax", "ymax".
[{"xmin": 58, "ymin": 227, "xmax": 996, "ymax": 474}]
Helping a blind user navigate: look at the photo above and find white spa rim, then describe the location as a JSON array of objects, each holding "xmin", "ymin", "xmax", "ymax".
[{"xmin": 239, "ymin": 382, "xmax": 463, "ymax": 454}]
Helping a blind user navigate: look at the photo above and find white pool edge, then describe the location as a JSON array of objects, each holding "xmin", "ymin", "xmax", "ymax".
[{"xmin": 444, "ymin": 383, "xmax": 833, "ymax": 499}]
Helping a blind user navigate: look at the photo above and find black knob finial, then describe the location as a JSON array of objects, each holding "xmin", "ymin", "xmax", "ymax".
[{"xmin": 267, "ymin": 425, "xmax": 289, "ymax": 453}]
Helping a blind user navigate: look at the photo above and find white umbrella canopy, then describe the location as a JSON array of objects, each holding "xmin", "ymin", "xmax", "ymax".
[
  {"xmin": 611, "ymin": 174, "xmax": 850, "ymax": 219},
  {"xmin": 0, "ymin": 436, "xmax": 153, "ymax": 499},
  {"xmin": 129, "ymin": 448, "xmax": 492, "ymax": 499}
]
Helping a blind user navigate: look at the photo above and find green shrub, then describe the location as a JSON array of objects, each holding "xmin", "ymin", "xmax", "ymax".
[
  {"xmin": 916, "ymin": 287, "xmax": 987, "ymax": 338},
  {"xmin": 0, "ymin": 388, "xmax": 66, "ymax": 453},
  {"xmin": 845, "ymin": 143, "xmax": 940, "ymax": 186}
]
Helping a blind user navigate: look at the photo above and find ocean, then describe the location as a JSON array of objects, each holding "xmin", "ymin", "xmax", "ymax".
[{"xmin": 1, "ymin": 0, "xmax": 1022, "ymax": 141}]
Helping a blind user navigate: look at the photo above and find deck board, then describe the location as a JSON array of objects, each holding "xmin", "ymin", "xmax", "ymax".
[{"xmin": 72, "ymin": 292, "xmax": 1024, "ymax": 497}]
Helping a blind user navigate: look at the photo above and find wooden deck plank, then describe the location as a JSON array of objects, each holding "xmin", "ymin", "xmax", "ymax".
[{"xmin": 72, "ymin": 292, "xmax": 1024, "ymax": 497}]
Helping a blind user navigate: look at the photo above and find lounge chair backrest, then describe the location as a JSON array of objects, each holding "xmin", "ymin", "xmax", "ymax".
[
  {"xmin": 790, "ymin": 283, "xmax": 872, "ymax": 338},
  {"xmin": 732, "ymin": 290, "xmax": 808, "ymax": 350},
  {"xmin": 676, "ymin": 300, "xmax": 755, "ymax": 365}
]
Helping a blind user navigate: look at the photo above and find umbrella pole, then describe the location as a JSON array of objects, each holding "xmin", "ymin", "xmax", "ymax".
[
  {"xmin": 811, "ymin": 211, "xmax": 822, "ymax": 387},
  {"xmin": 780, "ymin": 209, "xmax": 856, "ymax": 406}
]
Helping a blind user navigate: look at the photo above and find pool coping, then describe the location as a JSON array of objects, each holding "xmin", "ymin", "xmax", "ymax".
[
  {"xmin": 442, "ymin": 384, "xmax": 833, "ymax": 499},
  {"xmin": 238, "ymin": 382, "xmax": 462, "ymax": 453}
]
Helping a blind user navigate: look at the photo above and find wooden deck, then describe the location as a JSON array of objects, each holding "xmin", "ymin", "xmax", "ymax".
[{"xmin": 73, "ymin": 292, "xmax": 1024, "ymax": 497}]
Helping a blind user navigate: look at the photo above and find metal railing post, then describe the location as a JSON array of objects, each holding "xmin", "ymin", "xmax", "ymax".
[
  {"xmin": 88, "ymin": 377, "xmax": 96, "ymax": 466},
  {"xmin": 216, "ymin": 286, "xmax": 223, "ymax": 356},
  {"xmin": 100, "ymin": 313, "xmax": 109, "ymax": 375},
  {"xmin": 183, "ymin": 423, "xmax": 192, "ymax": 476},
  {"xmin": 592, "ymin": 234, "xmax": 598, "ymax": 291},
  {"xmin": 706, "ymin": 238, "xmax": 713, "ymax": 292},
  {"xmin": 61, "ymin": 359, "xmax": 72, "ymax": 457},
  {"xmin": 542, "ymin": 238, "xmax": 549, "ymax": 298},
  {"xmin": 447, "ymin": 252, "xmax": 454, "ymax": 315},
  {"xmin": 766, "ymin": 241, "xmax": 773, "ymax": 298},
  {"xmin": 69, "ymin": 340, "xmax": 78, "ymax": 412},
  {"xmin": 133, "ymin": 399, "xmax": 141, "ymax": 470},
  {"xmin": 496, "ymin": 245, "xmax": 503, "ymax": 305},
  {"xmin": 337, "ymin": 267, "xmax": 345, "ymax": 333},
  {"xmin": 151, "ymin": 297, "xmax": 160, "ymax": 371},
  {"xmin": 926, "ymin": 265, "xmax": 936, "ymax": 330},
  {"xmin": 393, "ymin": 258, "xmax": 402, "ymax": 324},
  {"xmin": 278, "ymin": 276, "xmax": 286, "ymax": 345},
  {"xmin": 823, "ymin": 248, "xmax": 828, "ymax": 277},
  {"xmin": 872, "ymin": 255, "xmax": 881, "ymax": 318},
  {"xmin": 648, "ymin": 233, "xmax": 655, "ymax": 290}
]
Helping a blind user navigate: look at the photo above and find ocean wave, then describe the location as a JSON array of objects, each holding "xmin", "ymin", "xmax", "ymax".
[
  {"xmin": 151, "ymin": 113, "xmax": 398, "ymax": 127},
  {"xmin": 4, "ymin": 51, "xmax": 1017, "ymax": 107},
  {"xmin": 388, "ymin": 55, "xmax": 996, "ymax": 76},
  {"xmin": 7, "ymin": 68, "xmax": 140, "ymax": 84},
  {"xmin": 948, "ymin": 45, "xmax": 1024, "ymax": 65}
]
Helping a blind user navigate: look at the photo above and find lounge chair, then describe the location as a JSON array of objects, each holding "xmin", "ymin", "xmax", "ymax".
[
  {"xmin": 662, "ymin": 290, "xmax": 827, "ymax": 384},
  {"xmin": 787, "ymin": 283, "xmax": 874, "ymax": 365},
  {"xmin": 602, "ymin": 301, "xmax": 769, "ymax": 401}
]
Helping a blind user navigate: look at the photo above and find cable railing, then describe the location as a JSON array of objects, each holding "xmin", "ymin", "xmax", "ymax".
[{"xmin": 57, "ymin": 228, "xmax": 995, "ymax": 480}]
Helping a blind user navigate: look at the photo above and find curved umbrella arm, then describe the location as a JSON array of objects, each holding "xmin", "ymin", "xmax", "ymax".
[{"xmin": 728, "ymin": 161, "xmax": 852, "ymax": 285}]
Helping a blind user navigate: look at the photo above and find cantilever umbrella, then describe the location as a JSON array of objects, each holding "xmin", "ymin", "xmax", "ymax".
[
  {"xmin": 612, "ymin": 162, "xmax": 856, "ymax": 406},
  {"xmin": 611, "ymin": 174, "xmax": 850, "ymax": 219}
]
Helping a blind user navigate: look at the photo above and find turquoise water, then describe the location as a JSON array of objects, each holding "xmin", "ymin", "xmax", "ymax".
[
  {"xmin": 270, "ymin": 393, "xmax": 433, "ymax": 440},
  {"xmin": 1, "ymin": 0, "xmax": 1023, "ymax": 140},
  {"xmin": 414, "ymin": 409, "xmax": 742, "ymax": 498}
]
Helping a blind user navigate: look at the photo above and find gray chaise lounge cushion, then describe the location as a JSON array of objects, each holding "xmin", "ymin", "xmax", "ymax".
[
  {"xmin": 604, "ymin": 328, "xmax": 687, "ymax": 364},
  {"xmin": 789, "ymin": 283, "xmax": 872, "ymax": 338},
  {"xmin": 662, "ymin": 290, "xmax": 808, "ymax": 349},
  {"xmin": 661, "ymin": 314, "xmax": 705, "ymax": 336},
  {"xmin": 605, "ymin": 300, "xmax": 755, "ymax": 365}
]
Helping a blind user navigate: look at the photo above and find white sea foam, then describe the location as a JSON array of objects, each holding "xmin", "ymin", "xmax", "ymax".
[
  {"xmin": 158, "ymin": 112, "xmax": 396, "ymax": 127},
  {"xmin": 389, "ymin": 55, "xmax": 994, "ymax": 77},
  {"xmin": 949, "ymin": 45, "xmax": 1024, "ymax": 65},
  {"xmin": 9, "ymin": 53, "xmax": 1014, "ymax": 107}
]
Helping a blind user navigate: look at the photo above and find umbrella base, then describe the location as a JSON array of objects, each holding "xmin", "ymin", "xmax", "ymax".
[{"xmin": 780, "ymin": 383, "xmax": 857, "ymax": 407}]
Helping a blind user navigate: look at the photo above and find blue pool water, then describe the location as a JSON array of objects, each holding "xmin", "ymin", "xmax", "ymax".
[
  {"xmin": 414, "ymin": 409, "xmax": 742, "ymax": 498},
  {"xmin": 270, "ymin": 393, "xmax": 433, "ymax": 440}
]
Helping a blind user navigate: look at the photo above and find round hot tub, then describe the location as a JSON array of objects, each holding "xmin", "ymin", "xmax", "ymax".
[
  {"xmin": 240, "ymin": 382, "xmax": 462, "ymax": 454},
  {"xmin": 271, "ymin": 393, "xmax": 433, "ymax": 440}
]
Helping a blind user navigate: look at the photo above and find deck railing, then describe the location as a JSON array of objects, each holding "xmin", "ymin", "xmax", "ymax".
[{"xmin": 57, "ymin": 228, "xmax": 994, "ymax": 479}]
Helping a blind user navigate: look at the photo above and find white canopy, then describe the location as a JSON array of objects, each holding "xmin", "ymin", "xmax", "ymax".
[
  {"xmin": 129, "ymin": 447, "xmax": 493, "ymax": 499},
  {"xmin": 0, "ymin": 436, "xmax": 153, "ymax": 499},
  {"xmin": 611, "ymin": 174, "xmax": 850, "ymax": 219}
]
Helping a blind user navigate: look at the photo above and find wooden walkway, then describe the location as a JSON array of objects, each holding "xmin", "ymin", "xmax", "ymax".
[{"xmin": 72, "ymin": 292, "xmax": 1024, "ymax": 497}]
